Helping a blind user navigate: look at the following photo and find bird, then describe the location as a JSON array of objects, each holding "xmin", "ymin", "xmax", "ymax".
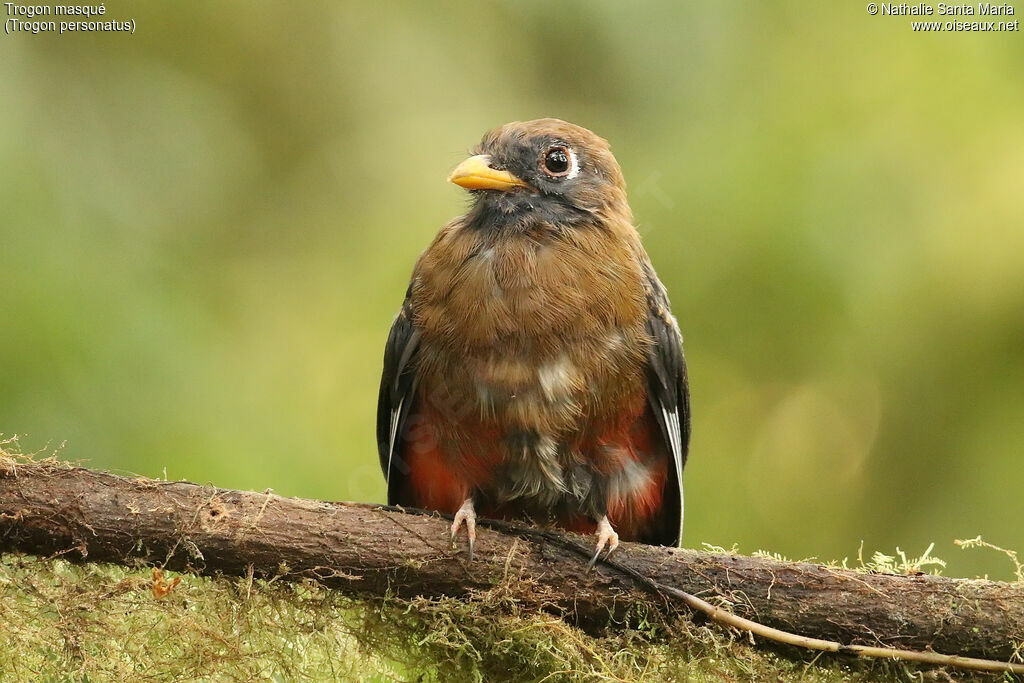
[{"xmin": 377, "ymin": 119, "xmax": 689, "ymax": 565}]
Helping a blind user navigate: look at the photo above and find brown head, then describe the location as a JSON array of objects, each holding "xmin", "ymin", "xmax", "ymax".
[{"xmin": 448, "ymin": 119, "xmax": 632, "ymax": 232}]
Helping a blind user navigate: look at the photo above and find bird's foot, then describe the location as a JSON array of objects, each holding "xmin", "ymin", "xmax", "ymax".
[
  {"xmin": 587, "ymin": 515, "xmax": 619, "ymax": 569},
  {"xmin": 450, "ymin": 498, "xmax": 477, "ymax": 560}
]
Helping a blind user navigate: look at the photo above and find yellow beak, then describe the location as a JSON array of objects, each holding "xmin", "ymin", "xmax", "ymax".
[{"xmin": 447, "ymin": 154, "xmax": 529, "ymax": 191}]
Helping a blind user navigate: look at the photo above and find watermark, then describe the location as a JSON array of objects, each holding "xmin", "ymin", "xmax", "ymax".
[
  {"xmin": 866, "ymin": 2, "xmax": 1020, "ymax": 30},
  {"xmin": 633, "ymin": 170, "xmax": 678, "ymax": 238},
  {"xmin": 3, "ymin": 3, "xmax": 135, "ymax": 35}
]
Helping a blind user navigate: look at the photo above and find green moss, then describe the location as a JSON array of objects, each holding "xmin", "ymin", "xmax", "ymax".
[
  {"xmin": 0, "ymin": 443, "xmax": 1015, "ymax": 680},
  {"xmin": 0, "ymin": 553, "xmax": 966, "ymax": 682}
]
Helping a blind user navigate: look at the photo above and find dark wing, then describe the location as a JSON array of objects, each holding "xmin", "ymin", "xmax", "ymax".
[
  {"xmin": 376, "ymin": 284, "xmax": 421, "ymax": 505},
  {"xmin": 642, "ymin": 263, "xmax": 691, "ymax": 547}
]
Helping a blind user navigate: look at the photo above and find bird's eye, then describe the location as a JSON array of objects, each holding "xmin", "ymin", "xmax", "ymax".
[{"xmin": 542, "ymin": 146, "xmax": 574, "ymax": 178}]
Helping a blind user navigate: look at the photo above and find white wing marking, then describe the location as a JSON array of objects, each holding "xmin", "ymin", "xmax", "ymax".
[
  {"xmin": 662, "ymin": 405, "xmax": 685, "ymax": 542},
  {"xmin": 386, "ymin": 397, "xmax": 404, "ymax": 488}
]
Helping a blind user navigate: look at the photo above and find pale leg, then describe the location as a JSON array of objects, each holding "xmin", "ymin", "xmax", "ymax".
[
  {"xmin": 450, "ymin": 497, "xmax": 477, "ymax": 560},
  {"xmin": 588, "ymin": 515, "xmax": 619, "ymax": 568}
]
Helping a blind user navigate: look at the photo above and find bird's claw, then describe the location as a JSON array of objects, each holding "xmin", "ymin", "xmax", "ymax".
[
  {"xmin": 451, "ymin": 498, "xmax": 477, "ymax": 560},
  {"xmin": 587, "ymin": 516, "xmax": 619, "ymax": 570}
]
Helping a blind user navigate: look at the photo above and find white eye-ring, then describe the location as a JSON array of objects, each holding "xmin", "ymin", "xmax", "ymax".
[{"xmin": 541, "ymin": 146, "xmax": 579, "ymax": 180}]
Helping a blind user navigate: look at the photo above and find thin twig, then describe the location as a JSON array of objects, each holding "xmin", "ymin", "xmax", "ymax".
[{"xmin": 460, "ymin": 514, "xmax": 1024, "ymax": 676}]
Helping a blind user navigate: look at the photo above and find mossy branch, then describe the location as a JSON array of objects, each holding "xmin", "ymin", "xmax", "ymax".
[{"xmin": 1, "ymin": 461, "xmax": 1022, "ymax": 672}]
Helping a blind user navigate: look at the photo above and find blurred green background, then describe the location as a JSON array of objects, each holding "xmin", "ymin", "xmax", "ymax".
[{"xmin": 2, "ymin": 2, "xmax": 1022, "ymax": 579}]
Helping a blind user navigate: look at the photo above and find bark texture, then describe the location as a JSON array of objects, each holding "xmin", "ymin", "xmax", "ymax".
[{"xmin": 1, "ymin": 462, "xmax": 1022, "ymax": 660}]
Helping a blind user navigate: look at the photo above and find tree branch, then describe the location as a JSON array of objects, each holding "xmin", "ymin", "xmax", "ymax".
[{"xmin": 1, "ymin": 461, "xmax": 1022, "ymax": 669}]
